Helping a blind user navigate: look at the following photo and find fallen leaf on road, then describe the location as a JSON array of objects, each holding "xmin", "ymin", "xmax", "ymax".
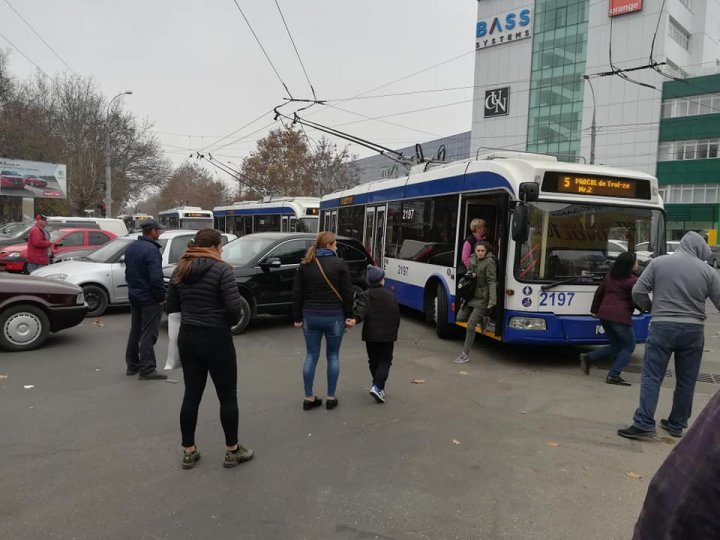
[
  {"xmin": 583, "ymin": 466, "xmax": 591, "ymax": 471},
  {"xmin": 459, "ymin": 371, "xmax": 469, "ymax": 375},
  {"xmin": 411, "ymin": 379, "xmax": 426, "ymax": 384},
  {"xmin": 24, "ymin": 385, "xmax": 34, "ymax": 389},
  {"xmin": 625, "ymin": 471, "xmax": 642, "ymax": 479},
  {"xmin": 704, "ymin": 348, "xmax": 713, "ymax": 352},
  {"xmin": 521, "ymin": 410, "xmax": 528, "ymax": 414},
  {"xmin": 451, "ymin": 439, "xmax": 462, "ymax": 445},
  {"xmin": 0, "ymin": 374, "xmax": 8, "ymax": 379},
  {"xmin": 93, "ymin": 319, "xmax": 105, "ymax": 328},
  {"xmin": 95, "ymin": 368, "xmax": 100, "ymax": 372},
  {"xmin": 165, "ymin": 379, "xmax": 179, "ymax": 384},
  {"xmin": 545, "ymin": 441, "xmax": 560, "ymax": 448}
]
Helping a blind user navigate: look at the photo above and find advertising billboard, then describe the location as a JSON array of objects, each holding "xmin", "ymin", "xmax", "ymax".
[
  {"xmin": 0, "ymin": 158, "xmax": 67, "ymax": 199},
  {"xmin": 475, "ymin": 7, "xmax": 532, "ymax": 50},
  {"xmin": 484, "ymin": 87, "xmax": 510, "ymax": 118},
  {"xmin": 609, "ymin": 0, "xmax": 643, "ymax": 17}
]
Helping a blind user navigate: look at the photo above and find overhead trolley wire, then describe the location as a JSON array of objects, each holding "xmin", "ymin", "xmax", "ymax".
[
  {"xmin": 273, "ymin": 0, "xmax": 316, "ymax": 101},
  {"xmin": 0, "ymin": 30, "xmax": 49, "ymax": 77}
]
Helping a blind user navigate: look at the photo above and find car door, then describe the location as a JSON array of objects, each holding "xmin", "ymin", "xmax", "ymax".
[
  {"xmin": 109, "ymin": 244, "xmax": 132, "ymax": 303},
  {"xmin": 54, "ymin": 231, "xmax": 85, "ymax": 256},
  {"xmin": 88, "ymin": 231, "xmax": 112, "ymax": 248},
  {"xmin": 254, "ymin": 239, "xmax": 308, "ymax": 313}
]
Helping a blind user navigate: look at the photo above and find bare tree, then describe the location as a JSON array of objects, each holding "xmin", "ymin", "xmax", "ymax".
[{"xmin": 156, "ymin": 162, "xmax": 233, "ymax": 211}]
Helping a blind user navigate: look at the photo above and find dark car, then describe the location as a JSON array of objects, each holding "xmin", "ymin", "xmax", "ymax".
[
  {"xmin": 0, "ymin": 273, "xmax": 88, "ymax": 351},
  {"xmin": 706, "ymin": 245, "xmax": 720, "ymax": 269},
  {"xmin": 163, "ymin": 232, "xmax": 373, "ymax": 334}
]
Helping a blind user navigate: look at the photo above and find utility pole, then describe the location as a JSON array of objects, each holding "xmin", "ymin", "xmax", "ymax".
[
  {"xmin": 583, "ymin": 76, "xmax": 597, "ymax": 165},
  {"xmin": 105, "ymin": 91, "xmax": 132, "ymax": 218}
]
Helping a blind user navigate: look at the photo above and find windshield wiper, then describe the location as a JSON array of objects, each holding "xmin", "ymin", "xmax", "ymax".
[{"xmin": 541, "ymin": 275, "xmax": 601, "ymax": 291}]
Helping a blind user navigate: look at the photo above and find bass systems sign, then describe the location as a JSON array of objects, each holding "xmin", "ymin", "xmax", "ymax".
[
  {"xmin": 475, "ymin": 8, "xmax": 532, "ymax": 50},
  {"xmin": 609, "ymin": 0, "xmax": 643, "ymax": 17},
  {"xmin": 484, "ymin": 87, "xmax": 510, "ymax": 118}
]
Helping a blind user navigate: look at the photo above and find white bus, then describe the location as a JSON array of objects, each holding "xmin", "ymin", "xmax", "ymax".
[
  {"xmin": 213, "ymin": 197, "xmax": 320, "ymax": 236},
  {"xmin": 320, "ymin": 151, "xmax": 665, "ymax": 344},
  {"xmin": 119, "ymin": 213, "xmax": 154, "ymax": 232},
  {"xmin": 158, "ymin": 207, "xmax": 213, "ymax": 230}
]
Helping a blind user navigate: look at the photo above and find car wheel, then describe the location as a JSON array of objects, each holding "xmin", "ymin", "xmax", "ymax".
[
  {"xmin": 82, "ymin": 284, "xmax": 109, "ymax": 317},
  {"xmin": 231, "ymin": 295, "xmax": 251, "ymax": 335},
  {"xmin": 0, "ymin": 304, "xmax": 50, "ymax": 351},
  {"xmin": 434, "ymin": 283, "xmax": 453, "ymax": 339}
]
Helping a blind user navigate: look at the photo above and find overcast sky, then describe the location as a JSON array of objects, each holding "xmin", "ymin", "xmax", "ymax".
[{"xmin": 0, "ymin": 0, "xmax": 478, "ymax": 182}]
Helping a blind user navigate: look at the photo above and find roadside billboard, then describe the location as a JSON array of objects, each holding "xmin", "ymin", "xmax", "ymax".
[
  {"xmin": 0, "ymin": 158, "xmax": 67, "ymax": 199},
  {"xmin": 609, "ymin": 0, "xmax": 643, "ymax": 17}
]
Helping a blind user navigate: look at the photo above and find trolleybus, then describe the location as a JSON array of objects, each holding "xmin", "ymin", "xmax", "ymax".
[
  {"xmin": 158, "ymin": 207, "xmax": 213, "ymax": 230},
  {"xmin": 213, "ymin": 197, "xmax": 320, "ymax": 236},
  {"xmin": 119, "ymin": 213, "xmax": 154, "ymax": 232},
  {"xmin": 320, "ymin": 151, "xmax": 665, "ymax": 344}
]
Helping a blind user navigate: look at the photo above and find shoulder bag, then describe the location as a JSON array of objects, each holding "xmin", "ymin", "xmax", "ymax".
[{"xmin": 315, "ymin": 259, "xmax": 342, "ymax": 302}]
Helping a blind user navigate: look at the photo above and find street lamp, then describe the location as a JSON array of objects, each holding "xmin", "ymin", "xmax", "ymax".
[{"xmin": 105, "ymin": 91, "xmax": 132, "ymax": 218}]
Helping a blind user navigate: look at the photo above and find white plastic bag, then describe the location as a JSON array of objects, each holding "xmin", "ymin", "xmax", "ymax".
[{"xmin": 164, "ymin": 312, "xmax": 182, "ymax": 370}]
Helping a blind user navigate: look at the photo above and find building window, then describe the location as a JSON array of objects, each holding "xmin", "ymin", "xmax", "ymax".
[
  {"xmin": 658, "ymin": 139, "xmax": 720, "ymax": 161},
  {"xmin": 661, "ymin": 94, "xmax": 720, "ymax": 119},
  {"xmin": 668, "ymin": 17, "xmax": 690, "ymax": 50},
  {"xmin": 661, "ymin": 184, "xmax": 720, "ymax": 204}
]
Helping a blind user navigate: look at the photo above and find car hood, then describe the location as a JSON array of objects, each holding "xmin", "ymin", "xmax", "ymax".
[
  {"xmin": 0, "ymin": 243, "xmax": 27, "ymax": 255},
  {"xmin": 0, "ymin": 273, "xmax": 82, "ymax": 294},
  {"xmin": 32, "ymin": 259, "xmax": 111, "ymax": 278}
]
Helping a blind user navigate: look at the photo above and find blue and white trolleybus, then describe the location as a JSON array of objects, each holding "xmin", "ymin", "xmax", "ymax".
[
  {"xmin": 213, "ymin": 197, "xmax": 320, "ymax": 236},
  {"xmin": 158, "ymin": 207, "xmax": 213, "ymax": 230}
]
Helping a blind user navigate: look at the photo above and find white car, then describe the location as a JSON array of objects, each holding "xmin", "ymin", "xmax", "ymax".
[{"xmin": 31, "ymin": 230, "xmax": 235, "ymax": 317}]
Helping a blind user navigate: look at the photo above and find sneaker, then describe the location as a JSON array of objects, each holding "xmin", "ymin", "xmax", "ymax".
[
  {"xmin": 579, "ymin": 353, "xmax": 590, "ymax": 375},
  {"xmin": 126, "ymin": 370, "xmax": 138, "ymax": 376},
  {"xmin": 606, "ymin": 375, "xmax": 632, "ymax": 386},
  {"xmin": 326, "ymin": 397, "xmax": 339, "ymax": 410},
  {"xmin": 223, "ymin": 445, "xmax": 255, "ymax": 468},
  {"xmin": 453, "ymin": 352, "xmax": 470, "ymax": 364},
  {"xmin": 181, "ymin": 449, "xmax": 201, "ymax": 470},
  {"xmin": 303, "ymin": 397, "xmax": 323, "ymax": 411},
  {"xmin": 369, "ymin": 385, "xmax": 385, "ymax": 404},
  {"xmin": 660, "ymin": 419, "xmax": 683, "ymax": 438},
  {"xmin": 617, "ymin": 425, "xmax": 656, "ymax": 440},
  {"xmin": 138, "ymin": 370, "xmax": 168, "ymax": 380}
]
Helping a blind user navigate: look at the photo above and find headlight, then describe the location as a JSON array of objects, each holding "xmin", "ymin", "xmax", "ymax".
[
  {"xmin": 76, "ymin": 293, "xmax": 85, "ymax": 305},
  {"xmin": 509, "ymin": 317, "xmax": 547, "ymax": 331},
  {"xmin": 44, "ymin": 273, "xmax": 68, "ymax": 281},
  {"xmin": 5, "ymin": 252, "xmax": 21, "ymax": 259}
]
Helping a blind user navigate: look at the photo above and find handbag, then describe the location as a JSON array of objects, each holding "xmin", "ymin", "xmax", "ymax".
[
  {"xmin": 457, "ymin": 274, "xmax": 476, "ymax": 302},
  {"xmin": 315, "ymin": 258, "xmax": 342, "ymax": 302}
]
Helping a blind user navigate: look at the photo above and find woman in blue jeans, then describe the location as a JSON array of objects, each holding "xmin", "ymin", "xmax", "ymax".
[
  {"xmin": 580, "ymin": 252, "xmax": 639, "ymax": 385},
  {"xmin": 292, "ymin": 232, "xmax": 355, "ymax": 411}
]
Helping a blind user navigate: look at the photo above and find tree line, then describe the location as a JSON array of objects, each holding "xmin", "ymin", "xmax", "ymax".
[{"xmin": 0, "ymin": 52, "xmax": 360, "ymax": 220}]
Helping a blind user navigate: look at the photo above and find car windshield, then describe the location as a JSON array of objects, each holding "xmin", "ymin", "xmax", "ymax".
[
  {"xmin": 298, "ymin": 217, "xmax": 319, "ymax": 233},
  {"xmin": 223, "ymin": 235, "xmax": 277, "ymax": 265},
  {"xmin": 86, "ymin": 237, "xmax": 168, "ymax": 263},
  {"xmin": 0, "ymin": 221, "xmax": 30, "ymax": 236},
  {"xmin": 515, "ymin": 201, "xmax": 665, "ymax": 282}
]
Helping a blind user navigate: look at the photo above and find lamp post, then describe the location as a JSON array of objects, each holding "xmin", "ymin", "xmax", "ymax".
[{"xmin": 105, "ymin": 91, "xmax": 132, "ymax": 218}]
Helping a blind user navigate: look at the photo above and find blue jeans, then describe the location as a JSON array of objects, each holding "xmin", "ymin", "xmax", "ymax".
[
  {"xmin": 27, "ymin": 263, "xmax": 46, "ymax": 273},
  {"xmin": 633, "ymin": 322, "xmax": 705, "ymax": 432},
  {"xmin": 302, "ymin": 312, "xmax": 344, "ymax": 398},
  {"xmin": 587, "ymin": 320, "xmax": 635, "ymax": 377}
]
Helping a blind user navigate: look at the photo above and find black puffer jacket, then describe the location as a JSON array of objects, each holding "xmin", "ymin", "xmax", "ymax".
[
  {"xmin": 354, "ymin": 284, "xmax": 400, "ymax": 342},
  {"xmin": 166, "ymin": 258, "xmax": 243, "ymax": 328},
  {"xmin": 292, "ymin": 255, "xmax": 354, "ymax": 321}
]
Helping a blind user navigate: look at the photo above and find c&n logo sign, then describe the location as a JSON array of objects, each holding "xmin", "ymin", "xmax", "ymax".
[
  {"xmin": 475, "ymin": 8, "xmax": 532, "ymax": 50},
  {"xmin": 484, "ymin": 87, "xmax": 510, "ymax": 118}
]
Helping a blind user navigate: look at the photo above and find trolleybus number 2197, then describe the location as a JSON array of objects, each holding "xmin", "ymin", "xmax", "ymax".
[{"xmin": 538, "ymin": 291, "xmax": 575, "ymax": 307}]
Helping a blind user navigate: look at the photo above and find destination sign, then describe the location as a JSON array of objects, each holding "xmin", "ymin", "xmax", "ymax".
[
  {"xmin": 340, "ymin": 196, "xmax": 354, "ymax": 206},
  {"xmin": 542, "ymin": 172, "xmax": 651, "ymax": 200},
  {"xmin": 306, "ymin": 207, "xmax": 319, "ymax": 215},
  {"xmin": 184, "ymin": 212, "xmax": 208, "ymax": 217}
]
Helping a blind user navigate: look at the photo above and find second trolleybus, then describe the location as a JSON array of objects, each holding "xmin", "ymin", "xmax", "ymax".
[
  {"xmin": 213, "ymin": 197, "xmax": 320, "ymax": 236},
  {"xmin": 158, "ymin": 207, "xmax": 213, "ymax": 230},
  {"xmin": 320, "ymin": 151, "xmax": 665, "ymax": 344}
]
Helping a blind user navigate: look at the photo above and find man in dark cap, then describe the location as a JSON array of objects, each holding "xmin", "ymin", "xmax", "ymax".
[{"xmin": 124, "ymin": 219, "xmax": 167, "ymax": 380}]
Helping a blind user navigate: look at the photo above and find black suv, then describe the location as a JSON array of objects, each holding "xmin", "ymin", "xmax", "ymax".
[{"xmin": 163, "ymin": 232, "xmax": 373, "ymax": 333}]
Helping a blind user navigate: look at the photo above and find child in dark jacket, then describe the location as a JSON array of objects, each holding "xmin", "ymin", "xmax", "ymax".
[
  {"xmin": 354, "ymin": 265, "xmax": 400, "ymax": 404},
  {"xmin": 580, "ymin": 251, "xmax": 638, "ymax": 386}
]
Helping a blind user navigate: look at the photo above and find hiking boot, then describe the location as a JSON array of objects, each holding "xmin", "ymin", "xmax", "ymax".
[
  {"xmin": 224, "ymin": 445, "xmax": 255, "ymax": 468},
  {"xmin": 617, "ymin": 425, "xmax": 656, "ymax": 440},
  {"xmin": 606, "ymin": 375, "xmax": 631, "ymax": 386},
  {"xmin": 453, "ymin": 352, "xmax": 470, "ymax": 364},
  {"xmin": 369, "ymin": 385, "xmax": 385, "ymax": 404},
  {"xmin": 326, "ymin": 397, "xmax": 339, "ymax": 410},
  {"xmin": 660, "ymin": 419, "xmax": 682, "ymax": 438},
  {"xmin": 181, "ymin": 449, "xmax": 201, "ymax": 470},
  {"xmin": 303, "ymin": 397, "xmax": 323, "ymax": 411},
  {"xmin": 579, "ymin": 353, "xmax": 590, "ymax": 375},
  {"xmin": 138, "ymin": 370, "xmax": 167, "ymax": 380}
]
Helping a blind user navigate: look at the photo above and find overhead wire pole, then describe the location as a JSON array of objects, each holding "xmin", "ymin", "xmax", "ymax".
[
  {"xmin": 105, "ymin": 91, "xmax": 132, "ymax": 218},
  {"xmin": 583, "ymin": 76, "xmax": 598, "ymax": 165}
]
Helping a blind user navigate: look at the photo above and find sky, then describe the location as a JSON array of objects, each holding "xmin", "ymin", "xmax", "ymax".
[{"xmin": 0, "ymin": 0, "xmax": 479, "ymax": 184}]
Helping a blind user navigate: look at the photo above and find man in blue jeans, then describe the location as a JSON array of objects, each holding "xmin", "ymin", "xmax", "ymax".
[{"xmin": 618, "ymin": 231, "xmax": 720, "ymax": 440}]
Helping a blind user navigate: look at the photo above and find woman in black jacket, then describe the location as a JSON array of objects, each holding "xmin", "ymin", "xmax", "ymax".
[
  {"xmin": 167, "ymin": 229, "xmax": 254, "ymax": 470},
  {"xmin": 292, "ymin": 231, "xmax": 355, "ymax": 411}
]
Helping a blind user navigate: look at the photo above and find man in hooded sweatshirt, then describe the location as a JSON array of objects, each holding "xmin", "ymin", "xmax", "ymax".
[{"xmin": 618, "ymin": 231, "xmax": 720, "ymax": 440}]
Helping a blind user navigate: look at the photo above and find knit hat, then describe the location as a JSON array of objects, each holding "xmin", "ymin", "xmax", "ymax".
[{"xmin": 367, "ymin": 265, "xmax": 385, "ymax": 284}]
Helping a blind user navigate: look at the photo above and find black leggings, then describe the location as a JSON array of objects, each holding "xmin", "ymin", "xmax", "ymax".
[{"xmin": 178, "ymin": 325, "xmax": 238, "ymax": 448}]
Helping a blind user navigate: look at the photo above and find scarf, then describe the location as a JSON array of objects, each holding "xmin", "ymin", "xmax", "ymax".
[
  {"xmin": 316, "ymin": 248, "xmax": 336, "ymax": 257},
  {"xmin": 179, "ymin": 245, "xmax": 224, "ymax": 264}
]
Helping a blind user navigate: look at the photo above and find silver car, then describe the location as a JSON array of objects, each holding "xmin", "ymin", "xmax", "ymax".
[{"xmin": 32, "ymin": 230, "xmax": 235, "ymax": 317}]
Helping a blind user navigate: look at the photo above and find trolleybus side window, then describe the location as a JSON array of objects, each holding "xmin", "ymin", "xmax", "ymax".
[
  {"xmin": 337, "ymin": 206, "xmax": 364, "ymax": 241},
  {"xmin": 255, "ymin": 215, "xmax": 281, "ymax": 233}
]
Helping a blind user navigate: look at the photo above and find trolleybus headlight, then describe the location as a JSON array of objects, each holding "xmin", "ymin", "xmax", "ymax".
[{"xmin": 509, "ymin": 317, "xmax": 547, "ymax": 331}]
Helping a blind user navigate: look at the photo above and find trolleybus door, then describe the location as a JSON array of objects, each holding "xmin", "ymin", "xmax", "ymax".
[{"xmin": 363, "ymin": 205, "xmax": 386, "ymax": 267}]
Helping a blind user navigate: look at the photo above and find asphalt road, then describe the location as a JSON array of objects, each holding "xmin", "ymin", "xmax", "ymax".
[{"xmin": 2, "ymin": 307, "xmax": 719, "ymax": 539}]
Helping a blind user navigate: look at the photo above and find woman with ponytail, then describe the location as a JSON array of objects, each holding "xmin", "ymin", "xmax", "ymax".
[
  {"xmin": 292, "ymin": 231, "xmax": 355, "ymax": 411},
  {"xmin": 167, "ymin": 228, "xmax": 254, "ymax": 470}
]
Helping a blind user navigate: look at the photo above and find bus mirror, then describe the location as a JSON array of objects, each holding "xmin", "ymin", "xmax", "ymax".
[
  {"xmin": 518, "ymin": 182, "xmax": 539, "ymax": 202},
  {"xmin": 512, "ymin": 204, "xmax": 530, "ymax": 243}
]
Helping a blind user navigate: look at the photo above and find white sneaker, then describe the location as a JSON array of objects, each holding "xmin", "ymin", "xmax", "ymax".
[
  {"xmin": 453, "ymin": 352, "xmax": 470, "ymax": 364},
  {"xmin": 369, "ymin": 385, "xmax": 385, "ymax": 403}
]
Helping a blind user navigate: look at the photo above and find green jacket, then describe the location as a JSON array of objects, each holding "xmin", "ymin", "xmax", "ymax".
[{"xmin": 467, "ymin": 253, "xmax": 497, "ymax": 309}]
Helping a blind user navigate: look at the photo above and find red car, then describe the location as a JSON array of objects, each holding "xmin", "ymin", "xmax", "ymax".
[
  {"xmin": 23, "ymin": 174, "xmax": 48, "ymax": 188},
  {"xmin": 0, "ymin": 170, "xmax": 26, "ymax": 189},
  {"xmin": 0, "ymin": 228, "xmax": 117, "ymax": 273}
]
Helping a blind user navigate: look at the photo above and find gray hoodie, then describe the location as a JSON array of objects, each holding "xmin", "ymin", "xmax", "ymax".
[{"xmin": 632, "ymin": 231, "xmax": 720, "ymax": 324}]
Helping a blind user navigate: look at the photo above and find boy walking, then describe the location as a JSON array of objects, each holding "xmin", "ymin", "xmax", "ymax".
[{"xmin": 354, "ymin": 266, "xmax": 400, "ymax": 404}]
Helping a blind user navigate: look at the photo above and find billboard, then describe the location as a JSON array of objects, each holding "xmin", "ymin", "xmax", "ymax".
[
  {"xmin": 0, "ymin": 158, "xmax": 67, "ymax": 199},
  {"xmin": 475, "ymin": 7, "xmax": 532, "ymax": 50},
  {"xmin": 609, "ymin": 0, "xmax": 643, "ymax": 17}
]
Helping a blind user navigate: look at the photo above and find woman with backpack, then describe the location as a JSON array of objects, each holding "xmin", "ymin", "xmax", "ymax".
[{"xmin": 292, "ymin": 231, "xmax": 355, "ymax": 411}]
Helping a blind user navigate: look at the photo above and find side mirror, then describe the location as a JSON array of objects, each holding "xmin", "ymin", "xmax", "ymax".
[
  {"xmin": 512, "ymin": 204, "xmax": 530, "ymax": 243},
  {"xmin": 54, "ymin": 242, "xmax": 63, "ymax": 247},
  {"xmin": 118, "ymin": 255, "xmax": 125, "ymax": 264},
  {"xmin": 518, "ymin": 182, "xmax": 539, "ymax": 202},
  {"xmin": 260, "ymin": 257, "xmax": 282, "ymax": 269}
]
